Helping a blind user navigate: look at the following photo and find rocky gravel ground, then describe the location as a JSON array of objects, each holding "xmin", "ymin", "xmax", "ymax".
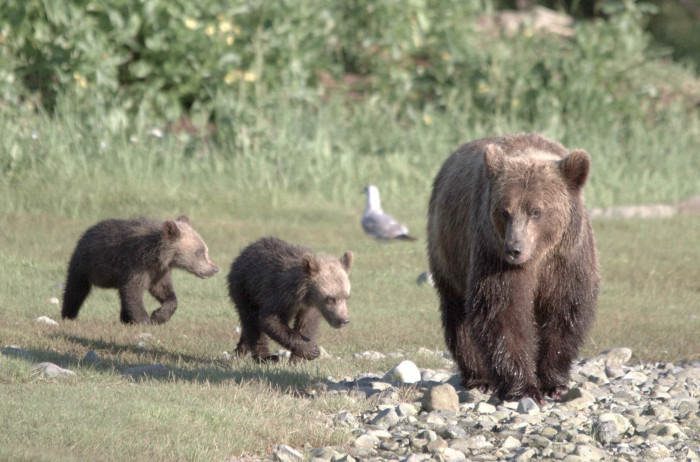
[
  {"xmin": 4, "ymin": 339, "xmax": 699, "ymax": 461},
  {"xmin": 263, "ymin": 347, "xmax": 699, "ymax": 462}
]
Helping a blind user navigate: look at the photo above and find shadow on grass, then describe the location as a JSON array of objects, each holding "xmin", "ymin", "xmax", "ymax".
[{"xmin": 18, "ymin": 333, "xmax": 324, "ymax": 392}]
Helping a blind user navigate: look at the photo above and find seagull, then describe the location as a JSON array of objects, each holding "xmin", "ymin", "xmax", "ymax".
[{"xmin": 362, "ymin": 184, "xmax": 417, "ymax": 241}]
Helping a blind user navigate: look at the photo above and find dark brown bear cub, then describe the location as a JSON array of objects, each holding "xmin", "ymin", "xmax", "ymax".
[
  {"xmin": 427, "ymin": 133, "xmax": 599, "ymax": 403},
  {"xmin": 62, "ymin": 216, "xmax": 218, "ymax": 324},
  {"xmin": 227, "ymin": 237, "xmax": 353, "ymax": 362}
]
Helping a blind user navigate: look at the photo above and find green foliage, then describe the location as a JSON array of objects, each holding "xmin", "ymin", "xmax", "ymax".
[{"xmin": 2, "ymin": 0, "xmax": 693, "ymax": 129}]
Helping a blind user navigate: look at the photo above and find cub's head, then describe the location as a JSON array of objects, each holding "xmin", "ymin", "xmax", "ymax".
[
  {"xmin": 302, "ymin": 251, "xmax": 354, "ymax": 328},
  {"xmin": 162, "ymin": 215, "xmax": 219, "ymax": 278},
  {"xmin": 484, "ymin": 143, "xmax": 591, "ymax": 266}
]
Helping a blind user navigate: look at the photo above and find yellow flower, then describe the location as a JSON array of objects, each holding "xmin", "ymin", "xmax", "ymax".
[
  {"xmin": 442, "ymin": 52, "xmax": 451, "ymax": 61},
  {"xmin": 423, "ymin": 114, "xmax": 433, "ymax": 126},
  {"xmin": 224, "ymin": 70, "xmax": 239, "ymax": 84},
  {"xmin": 73, "ymin": 72, "xmax": 88, "ymax": 89},
  {"xmin": 219, "ymin": 20, "xmax": 233, "ymax": 34},
  {"xmin": 205, "ymin": 25, "xmax": 216, "ymax": 36},
  {"xmin": 243, "ymin": 71, "xmax": 256, "ymax": 82},
  {"xmin": 477, "ymin": 82, "xmax": 490, "ymax": 94},
  {"xmin": 226, "ymin": 35, "xmax": 235, "ymax": 46},
  {"xmin": 523, "ymin": 28, "xmax": 533, "ymax": 38},
  {"xmin": 511, "ymin": 98, "xmax": 520, "ymax": 108},
  {"xmin": 184, "ymin": 18, "xmax": 198, "ymax": 30},
  {"xmin": 234, "ymin": 26, "xmax": 242, "ymax": 35}
]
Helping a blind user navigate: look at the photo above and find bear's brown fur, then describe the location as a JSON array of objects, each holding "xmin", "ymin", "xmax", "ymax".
[
  {"xmin": 427, "ymin": 133, "xmax": 599, "ymax": 402},
  {"xmin": 227, "ymin": 237, "xmax": 353, "ymax": 362},
  {"xmin": 62, "ymin": 216, "xmax": 218, "ymax": 324}
]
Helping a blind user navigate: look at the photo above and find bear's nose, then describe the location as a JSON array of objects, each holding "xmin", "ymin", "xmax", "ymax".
[{"xmin": 504, "ymin": 243, "xmax": 523, "ymax": 260}]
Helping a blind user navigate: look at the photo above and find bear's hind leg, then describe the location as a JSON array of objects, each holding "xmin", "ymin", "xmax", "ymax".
[{"xmin": 62, "ymin": 271, "xmax": 91, "ymax": 319}]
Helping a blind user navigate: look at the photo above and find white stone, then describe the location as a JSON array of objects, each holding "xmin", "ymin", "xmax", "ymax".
[
  {"xmin": 383, "ymin": 360, "xmax": 421, "ymax": 383},
  {"xmin": 274, "ymin": 444, "xmax": 303, "ymax": 462},
  {"xmin": 35, "ymin": 316, "xmax": 59, "ymax": 326},
  {"xmin": 31, "ymin": 362, "xmax": 75, "ymax": 378}
]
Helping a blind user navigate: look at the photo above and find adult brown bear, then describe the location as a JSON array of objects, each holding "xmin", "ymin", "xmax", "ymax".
[{"xmin": 427, "ymin": 133, "xmax": 599, "ymax": 402}]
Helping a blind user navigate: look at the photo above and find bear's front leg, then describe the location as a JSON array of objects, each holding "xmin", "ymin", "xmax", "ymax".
[
  {"xmin": 290, "ymin": 308, "xmax": 323, "ymax": 363},
  {"xmin": 468, "ymin": 266, "xmax": 542, "ymax": 402},
  {"xmin": 261, "ymin": 314, "xmax": 320, "ymax": 360},
  {"xmin": 149, "ymin": 273, "xmax": 178, "ymax": 324},
  {"xmin": 536, "ymin": 259, "xmax": 598, "ymax": 399}
]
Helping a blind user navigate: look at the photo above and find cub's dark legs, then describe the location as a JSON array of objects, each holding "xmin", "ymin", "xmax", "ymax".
[
  {"xmin": 62, "ymin": 270, "xmax": 92, "ymax": 319},
  {"xmin": 118, "ymin": 281, "xmax": 150, "ymax": 324},
  {"xmin": 149, "ymin": 273, "xmax": 178, "ymax": 324},
  {"xmin": 290, "ymin": 308, "xmax": 323, "ymax": 362},
  {"xmin": 230, "ymin": 283, "xmax": 277, "ymax": 362}
]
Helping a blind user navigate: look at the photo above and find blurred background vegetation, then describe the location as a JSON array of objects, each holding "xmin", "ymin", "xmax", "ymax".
[{"xmin": 0, "ymin": 0, "xmax": 698, "ymax": 213}]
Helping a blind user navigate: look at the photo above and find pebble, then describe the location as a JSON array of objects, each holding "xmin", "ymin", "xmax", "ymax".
[
  {"xmin": 83, "ymin": 351, "xmax": 100, "ymax": 362},
  {"xmin": 35, "ymin": 316, "xmax": 59, "ymax": 326},
  {"xmin": 31, "ymin": 362, "xmax": 75, "ymax": 379},
  {"xmin": 421, "ymin": 383, "xmax": 459, "ymax": 412},
  {"xmin": 382, "ymin": 360, "xmax": 421, "ymax": 384},
  {"xmin": 223, "ymin": 352, "xmax": 699, "ymax": 461}
]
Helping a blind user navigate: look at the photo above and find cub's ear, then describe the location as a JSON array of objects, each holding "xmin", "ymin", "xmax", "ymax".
[
  {"xmin": 559, "ymin": 149, "xmax": 591, "ymax": 190},
  {"xmin": 339, "ymin": 251, "xmax": 354, "ymax": 274},
  {"xmin": 176, "ymin": 215, "xmax": 191, "ymax": 225},
  {"xmin": 483, "ymin": 144, "xmax": 504, "ymax": 178},
  {"xmin": 162, "ymin": 220, "xmax": 181, "ymax": 240},
  {"xmin": 302, "ymin": 253, "xmax": 320, "ymax": 277}
]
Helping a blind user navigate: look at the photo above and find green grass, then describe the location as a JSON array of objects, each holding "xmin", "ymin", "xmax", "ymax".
[{"xmin": 1, "ymin": 206, "xmax": 699, "ymax": 459}]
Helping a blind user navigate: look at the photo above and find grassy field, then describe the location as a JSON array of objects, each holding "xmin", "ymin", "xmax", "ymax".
[{"xmin": 1, "ymin": 202, "xmax": 699, "ymax": 459}]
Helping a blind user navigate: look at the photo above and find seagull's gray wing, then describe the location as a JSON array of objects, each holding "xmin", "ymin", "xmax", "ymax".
[{"xmin": 362, "ymin": 210, "xmax": 410, "ymax": 239}]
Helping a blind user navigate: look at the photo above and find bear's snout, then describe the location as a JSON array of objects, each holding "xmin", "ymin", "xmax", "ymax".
[{"xmin": 504, "ymin": 242, "xmax": 524, "ymax": 263}]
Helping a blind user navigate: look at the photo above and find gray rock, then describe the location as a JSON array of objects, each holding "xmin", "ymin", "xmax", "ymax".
[
  {"xmin": 513, "ymin": 448, "xmax": 537, "ymax": 461},
  {"xmin": 273, "ymin": 445, "xmax": 303, "ymax": 462},
  {"xmin": 416, "ymin": 271, "xmax": 434, "ymax": 286},
  {"xmin": 421, "ymin": 383, "xmax": 459, "ymax": 412},
  {"xmin": 83, "ymin": 351, "xmax": 100, "ymax": 362},
  {"xmin": 383, "ymin": 360, "xmax": 421, "ymax": 383},
  {"xmin": 516, "ymin": 397, "xmax": 540, "ymax": 415},
  {"xmin": 396, "ymin": 403, "xmax": 418, "ymax": 418},
  {"xmin": 601, "ymin": 347, "xmax": 633, "ymax": 368},
  {"xmin": 592, "ymin": 420, "xmax": 619, "ymax": 444},
  {"xmin": 573, "ymin": 444, "xmax": 607, "ymax": 461},
  {"xmin": 353, "ymin": 434, "xmax": 375, "ymax": 449},
  {"xmin": 640, "ymin": 443, "xmax": 671, "ymax": 459},
  {"xmin": 598, "ymin": 412, "xmax": 631, "ymax": 435},
  {"xmin": 475, "ymin": 402, "xmax": 496, "ymax": 414},
  {"xmin": 501, "ymin": 435, "xmax": 522, "ymax": 449},
  {"xmin": 646, "ymin": 423, "xmax": 683, "ymax": 437},
  {"xmin": 31, "ymin": 362, "xmax": 75, "ymax": 378},
  {"xmin": 370, "ymin": 408, "xmax": 400, "ymax": 428}
]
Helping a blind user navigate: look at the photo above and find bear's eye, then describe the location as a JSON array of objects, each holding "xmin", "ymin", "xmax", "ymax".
[
  {"xmin": 530, "ymin": 209, "xmax": 542, "ymax": 219},
  {"xmin": 196, "ymin": 249, "xmax": 204, "ymax": 257},
  {"xmin": 500, "ymin": 208, "xmax": 511, "ymax": 219},
  {"xmin": 325, "ymin": 296, "xmax": 336, "ymax": 305}
]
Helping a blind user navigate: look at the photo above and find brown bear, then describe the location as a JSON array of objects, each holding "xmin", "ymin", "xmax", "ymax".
[
  {"xmin": 227, "ymin": 237, "xmax": 353, "ymax": 362},
  {"xmin": 62, "ymin": 215, "xmax": 218, "ymax": 324},
  {"xmin": 427, "ymin": 133, "xmax": 599, "ymax": 403}
]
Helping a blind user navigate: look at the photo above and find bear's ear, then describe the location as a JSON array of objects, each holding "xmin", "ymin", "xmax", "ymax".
[
  {"xmin": 163, "ymin": 220, "xmax": 181, "ymax": 240},
  {"xmin": 176, "ymin": 215, "xmax": 191, "ymax": 225},
  {"xmin": 339, "ymin": 251, "xmax": 354, "ymax": 274},
  {"xmin": 302, "ymin": 253, "xmax": 320, "ymax": 277},
  {"xmin": 559, "ymin": 149, "xmax": 591, "ymax": 190},
  {"xmin": 483, "ymin": 144, "xmax": 504, "ymax": 178}
]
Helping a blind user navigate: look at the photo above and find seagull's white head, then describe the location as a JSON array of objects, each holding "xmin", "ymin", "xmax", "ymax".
[{"xmin": 364, "ymin": 184, "xmax": 382, "ymax": 212}]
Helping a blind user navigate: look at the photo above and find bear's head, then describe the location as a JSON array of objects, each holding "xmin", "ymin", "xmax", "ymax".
[
  {"xmin": 162, "ymin": 215, "xmax": 219, "ymax": 278},
  {"xmin": 484, "ymin": 143, "xmax": 590, "ymax": 266},
  {"xmin": 302, "ymin": 251, "xmax": 354, "ymax": 328}
]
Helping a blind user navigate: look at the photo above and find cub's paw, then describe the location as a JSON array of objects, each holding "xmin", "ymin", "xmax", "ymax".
[
  {"xmin": 543, "ymin": 385, "xmax": 569, "ymax": 400},
  {"xmin": 296, "ymin": 342, "xmax": 320, "ymax": 360},
  {"xmin": 499, "ymin": 384, "xmax": 544, "ymax": 405}
]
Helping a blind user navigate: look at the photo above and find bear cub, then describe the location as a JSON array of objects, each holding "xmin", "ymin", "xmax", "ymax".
[
  {"xmin": 227, "ymin": 237, "xmax": 353, "ymax": 362},
  {"xmin": 62, "ymin": 215, "xmax": 218, "ymax": 324},
  {"xmin": 427, "ymin": 133, "xmax": 599, "ymax": 403}
]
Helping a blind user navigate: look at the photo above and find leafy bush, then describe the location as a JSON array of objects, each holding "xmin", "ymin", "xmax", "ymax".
[{"xmin": 3, "ymin": 0, "xmax": 689, "ymax": 128}]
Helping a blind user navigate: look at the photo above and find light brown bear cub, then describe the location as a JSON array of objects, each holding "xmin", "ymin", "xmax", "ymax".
[
  {"xmin": 227, "ymin": 237, "xmax": 353, "ymax": 362},
  {"xmin": 428, "ymin": 133, "xmax": 599, "ymax": 403},
  {"xmin": 62, "ymin": 216, "xmax": 218, "ymax": 324}
]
